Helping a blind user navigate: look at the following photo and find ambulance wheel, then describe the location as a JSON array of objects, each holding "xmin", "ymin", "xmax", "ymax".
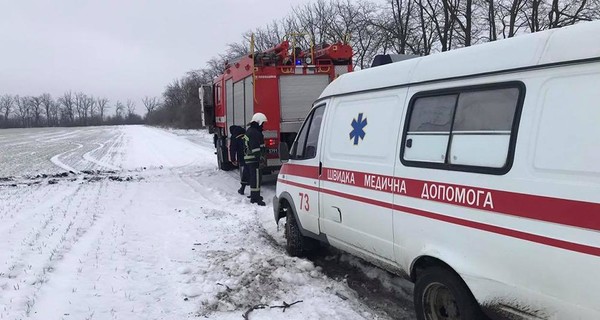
[
  {"xmin": 284, "ymin": 205, "xmax": 318, "ymax": 257},
  {"xmin": 414, "ymin": 267, "xmax": 483, "ymax": 320}
]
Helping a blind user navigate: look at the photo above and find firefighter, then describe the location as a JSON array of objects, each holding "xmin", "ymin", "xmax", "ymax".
[
  {"xmin": 229, "ymin": 125, "xmax": 248, "ymax": 195},
  {"xmin": 244, "ymin": 113, "xmax": 267, "ymax": 206}
]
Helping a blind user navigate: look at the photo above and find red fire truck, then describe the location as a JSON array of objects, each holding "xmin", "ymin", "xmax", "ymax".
[{"xmin": 200, "ymin": 39, "xmax": 353, "ymax": 173}]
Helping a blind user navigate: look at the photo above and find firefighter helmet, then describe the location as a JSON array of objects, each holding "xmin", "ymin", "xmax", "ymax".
[{"xmin": 251, "ymin": 112, "xmax": 268, "ymax": 125}]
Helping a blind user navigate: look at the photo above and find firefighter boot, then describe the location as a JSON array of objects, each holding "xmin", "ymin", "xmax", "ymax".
[
  {"xmin": 238, "ymin": 183, "xmax": 246, "ymax": 195},
  {"xmin": 250, "ymin": 191, "xmax": 265, "ymax": 206}
]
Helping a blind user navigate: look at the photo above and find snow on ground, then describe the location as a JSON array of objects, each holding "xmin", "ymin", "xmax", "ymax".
[{"xmin": 0, "ymin": 125, "xmax": 413, "ymax": 320}]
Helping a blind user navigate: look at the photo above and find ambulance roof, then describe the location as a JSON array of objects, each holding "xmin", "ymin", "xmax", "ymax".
[{"xmin": 319, "ymin": 20, "xmax": 600, "ymax": 99}]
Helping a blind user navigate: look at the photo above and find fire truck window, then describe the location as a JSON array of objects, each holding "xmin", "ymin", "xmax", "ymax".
[
  {"xmin": 449, "ymin": 88, "xmax": 520, "ymax": 168},
  {"xmin": 403, "ymin": 94, "xmax": 457, "ymax": 163}
]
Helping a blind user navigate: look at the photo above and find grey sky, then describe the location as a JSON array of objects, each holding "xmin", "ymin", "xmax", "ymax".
[{"xmin": 0, "ymin": 0, "xmax": 313, "ymax": 114}]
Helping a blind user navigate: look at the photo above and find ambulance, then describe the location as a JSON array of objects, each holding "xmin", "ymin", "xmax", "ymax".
[{"xmin": 273, "ymin": 21, "xmax": 600, "ymax": 320}]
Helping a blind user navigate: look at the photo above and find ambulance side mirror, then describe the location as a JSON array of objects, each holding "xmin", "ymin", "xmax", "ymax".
[{"xmin": 279, "ymin": 142, "xmax": 290, "ymax": 162}]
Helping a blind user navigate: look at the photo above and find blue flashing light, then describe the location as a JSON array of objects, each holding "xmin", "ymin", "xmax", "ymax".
[{"xmin": 295, "ymin": 59, "xmax": 302, "ymax": 65}]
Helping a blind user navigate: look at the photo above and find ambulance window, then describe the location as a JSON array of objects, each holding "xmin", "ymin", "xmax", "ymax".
[
  {"xmin": 291, "ymin": 114, "xmax": 311, "ymax": 159},
  {"xmin": 449, "ymin": 88, "xmax": 519, "ymax": 168},
  {"xmin": 408, "ymin": 95, "xmax": 455, "ymax": 132},
  {"xmin": 453, "ymin": 88, "xmax": 519, "ymax": 131},
  {"xmin": 304, "ymin": 106, "xmax": 324, "ymax": 159},
  {"xmin": 403, "ymin": 94, "xmax": 457, "ymax": 163},
  {"xmin": 401, "ymin": 82, "xmax": 523, "ymax": 174},
  {"xmin": 291, "ymin": 105, "xmax": 324, "ymax": 160}
]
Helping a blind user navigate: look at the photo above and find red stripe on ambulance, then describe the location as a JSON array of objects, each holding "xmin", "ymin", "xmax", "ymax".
[{"xmin": 280, "ymin": 163, "xmax": 600, "ymax": 232}]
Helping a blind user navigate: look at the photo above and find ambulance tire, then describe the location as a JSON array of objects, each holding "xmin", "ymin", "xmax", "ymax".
[
  {"xmin": 285, "ymin": 205, "xmax": 318, "ymax": 257},
  {"xmin": 414, "ymin": 267, "xmax": 483, "ymax": 320}
]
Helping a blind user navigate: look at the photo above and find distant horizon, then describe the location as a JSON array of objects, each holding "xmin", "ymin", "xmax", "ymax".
[{"xmin": 0, "ymin": 0, "xmax": 317, "ymax": 115}]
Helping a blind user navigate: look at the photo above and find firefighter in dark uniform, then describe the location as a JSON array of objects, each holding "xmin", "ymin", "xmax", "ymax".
[
  {"xmin": 229, "ymin": 125, "xmax": 248, "ymax": 195},
  {"xmin": 243, "ymin": 113, "xmax": 267, "ymax": 206}
]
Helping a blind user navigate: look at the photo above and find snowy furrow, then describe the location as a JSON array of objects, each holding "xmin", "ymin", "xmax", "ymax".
[{"xmin": 0, "ymin": 126, "xmax": 412, "ymax": 320}]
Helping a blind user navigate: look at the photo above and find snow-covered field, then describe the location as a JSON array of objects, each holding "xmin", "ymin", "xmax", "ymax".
[{"xmin": 0, "ymin": 125, "xmax": 414, "ymax": 320}]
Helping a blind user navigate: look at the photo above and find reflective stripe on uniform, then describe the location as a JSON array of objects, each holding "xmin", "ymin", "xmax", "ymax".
[
  {"xmin": 251, "ymin": 148, "xmax": 261, "ymax": 153},
  {"xmin": 255, "ymin": 168, "xmax": 260, "ymax": 189}
]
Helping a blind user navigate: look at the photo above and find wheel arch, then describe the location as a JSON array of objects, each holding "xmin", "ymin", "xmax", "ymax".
[
  {"xmin": 410, "ymin": 255, "xmax": 459, "ymax": 283},
  {"xmin": 275, "ymin": 192, "xmax": 328, "ymax": 243},
  {"xmin": 274, "ymin": 191, "xmax": 296, "ymax": 224}
]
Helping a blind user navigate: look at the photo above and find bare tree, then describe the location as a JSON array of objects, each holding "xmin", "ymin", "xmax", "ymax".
[
  {"xmin": 96, "ymin": 97, "xmax": 109, "ymax": 121},
  {"xmin": 75, "ymin": 92, "xmax": 86, "ymax": 124},
  {"xmin": 353, "ymin": 3, "xmax": 385, "ymax": 68},
  {"xmin": 548, "ymin": 0, "xmax": 594, "ymax": 29},
  {"xmin": 29, "ymin": 96, "xmax": 44, "ymax": 127},
  {"xmin": 481, "ymin": 0, "xmax": 498, "ymax": 41},
  {"xmin": 388, "ymin": 0, "xmax": 415, "ymax": 53},
  {"xmin": 507, "ymin": 0, "xmax": 528, "ymax": 37},
  {"xmin": 0, "ymin": 94, "xmax": 14, "ymax": 127},
  {"xmin": 252, "ymin": 20, "xmax": 287, "ymax": 51},
  {"xmin": 126, "ymin": 99, "xmax": 136, "ymax": 118},
  {"xmin": 40, "ymin": 93, "xmax": 53, "ymax": 126},
  {"xmin": 415, "ymin": 0, "xmax": 436, "ymax": 55},
  {"xmin": 444, "ymin": 0, "xmax": 476, "ymax": 47},
  {"xmin": 291, "ymin": 0, "xmax": 337, "ymax": 47},
  {"xmin": 75, "ymin": 92, "xmax": 95, "ymax": 125},
  {"xmin": 114, "ymin": 101, "xmax": 125, "ymax": 119},
  {"xmin": 14, "ymin": 96, "xmax": 31, "ymax": 128},
  {"xmin": 50, "ymin": 99, "xmax": 60, "ymax": 126},
  {"xmin": 59, "ymin": 91, "xmax": 75, "ymax": 125},
  {"xmin": 416, "ymin": 0, "xmax": 456, "ymax": 52},
  {"xmin": 142, "ymin": 96, "xmax": 160, "ymax": 116},
  {"xmin": 89, "ymin": 96, "xmax": 97, "ymax": 119}
]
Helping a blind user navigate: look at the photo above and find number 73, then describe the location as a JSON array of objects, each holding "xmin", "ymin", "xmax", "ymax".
[{"xmin": 299, "ymin": 192, "xmax": 310, "ymax": 211}]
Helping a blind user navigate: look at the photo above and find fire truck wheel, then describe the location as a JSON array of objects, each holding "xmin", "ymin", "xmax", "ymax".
[
  {"xmin": 414, "ymin": 266, "xmax": 483, "ymax": 320},
  {"xmin": 284, "ymin": 204, "xmax": 318, "ymax": 257}
]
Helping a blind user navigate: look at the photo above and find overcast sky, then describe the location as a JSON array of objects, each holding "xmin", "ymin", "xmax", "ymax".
[{"xmin": 0, "ymin": 0, "xmax": 315, "ymax": 114}]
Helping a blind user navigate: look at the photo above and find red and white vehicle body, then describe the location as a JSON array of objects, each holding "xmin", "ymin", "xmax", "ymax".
[
  {"xmin": 201, "ymin": 40, "xmax": 353, "ymax": 172},
  {"xmin": 274, "ymin": 21, "xmax": 600, "ymax": 319}
]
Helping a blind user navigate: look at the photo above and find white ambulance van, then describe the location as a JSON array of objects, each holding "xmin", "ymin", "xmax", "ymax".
[{"xmin": 273, "ymin": 21, "xmax": 600, "ymax": 320}]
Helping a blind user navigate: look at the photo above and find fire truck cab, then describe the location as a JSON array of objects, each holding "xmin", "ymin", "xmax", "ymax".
[{"xmin": 201, "ymin": 40, "xmax": 353, "ymax": 173}]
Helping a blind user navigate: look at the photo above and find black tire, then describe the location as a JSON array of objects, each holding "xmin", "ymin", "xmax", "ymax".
[
  {"xmin": 414, "ymin": 267, "xmax": 484, "ymax": 320},
  {"xmin": 284, "ymin": 205, "xmax": 318, "ymax": 257}
]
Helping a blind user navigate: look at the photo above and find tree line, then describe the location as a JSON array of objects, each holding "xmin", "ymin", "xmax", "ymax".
[
  {"xmin": 151, "ymin": 0, "xmax": 598, "ymax": 129},
  {"xmin": 0, "ymin": 92, "xmax": 166, "ymax": 128},
  {"xmin": 5, "ymin": 0, "xmax": 596, "ymax": 130}
]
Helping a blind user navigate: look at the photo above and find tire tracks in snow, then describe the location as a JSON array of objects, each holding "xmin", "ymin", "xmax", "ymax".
[
  {"xmin": 82, "ymin": 142, "xmax": 121, "ymax": 171},
  {"xmin": 50, "ymin": 142, "xmax": 83, "ymax": 173},
  {"xmin": 179, "ymin": 168, "xmax": 414, "ymax": 319}
]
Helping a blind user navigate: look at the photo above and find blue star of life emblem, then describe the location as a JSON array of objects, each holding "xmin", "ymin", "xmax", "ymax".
[{"xmin": 349, "ymin": 113, "xmax": 367, "ymax": 145}]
